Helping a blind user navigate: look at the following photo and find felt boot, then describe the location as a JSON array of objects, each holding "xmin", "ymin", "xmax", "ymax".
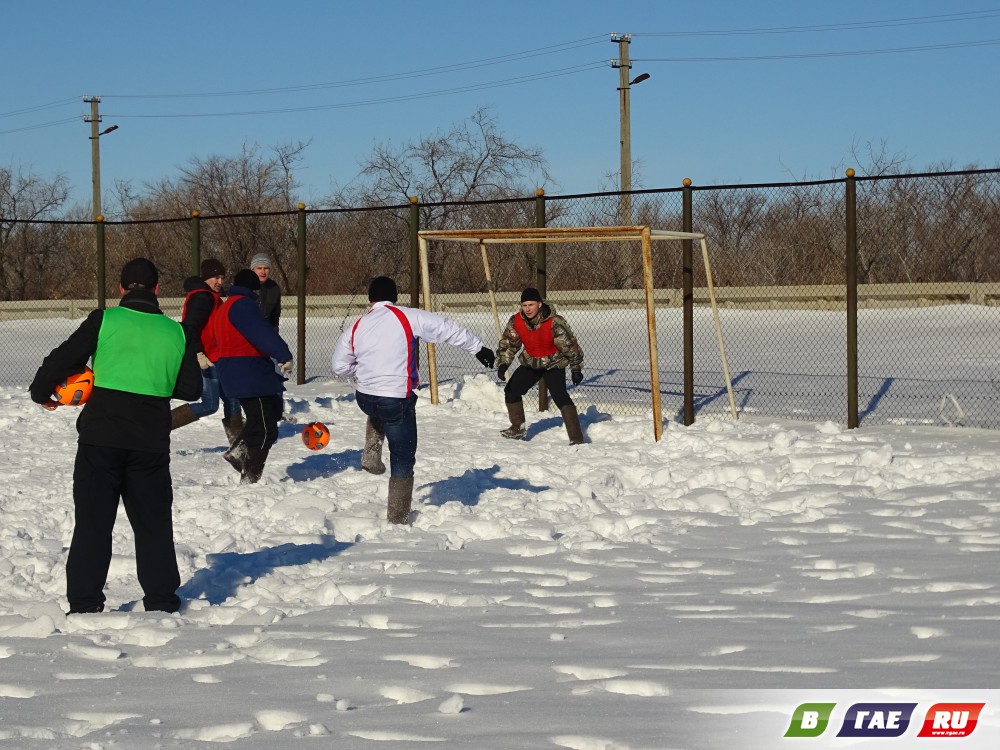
[
  {"xmin": 361, "ymin": 418, "xmax": 386, "ymax": 475},
  {"xmin": 560, "ymin": 403, "xmax": 584, "ymax": 445},
  {"xmin": 500, "ymin": 400, "xmax": 526, "ymax": 440},
  {"xmin": 170, "ymin": 404, "xmax": 199, "ymax": 431},
  {"xmin": 240, "ymin": 446, "xmax": 269, "ymax": 485},
  {"xmin": 387, "ymin": 477, "xmax": 414, "ymax": 524},
  {"xmin": 223, "ymin": 438, "xmax": 248, "ymax": 475},
  {"xmin": 222, "ymin": 412, "xmax": 243, "ymax": 447}
]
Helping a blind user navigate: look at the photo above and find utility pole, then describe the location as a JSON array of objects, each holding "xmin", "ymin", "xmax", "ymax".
[
  {"xmin": 611, "ymin": 34, "xmax": 633, "ymax": 227},
  {"xmin": 84, "ymin": 96, "xmax": 102, "ymax": 221}
]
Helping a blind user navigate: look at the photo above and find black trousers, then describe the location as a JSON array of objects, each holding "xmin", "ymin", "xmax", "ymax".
[
  {"xmin": 68, "ymin": 444, "xmax": 180, "ymax": 613},
  {"xmin": 237, "ymin": 394, "xmax": 283, "ymax": 451},
  {"xmin": 504, "ymin": 366, "xmax": 574, "ymax": 409}
]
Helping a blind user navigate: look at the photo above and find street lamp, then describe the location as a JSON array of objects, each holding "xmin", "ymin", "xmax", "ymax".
[{"xmin": 612, "ymin": 34, "xmax": 650, "ymax": 226}]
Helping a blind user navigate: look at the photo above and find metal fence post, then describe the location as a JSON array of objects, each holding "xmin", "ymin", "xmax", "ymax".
[
  {"xmin": 409, "ymin": 196, "xmax": 421, "ymax": 370},
  {"xmin": 190, "ymin": 210, "xmax": 201, "ymax": 277},
  {"xmin": 845, "ymin": 169, "xmax": 859, "ymax": 429},
  {"xmin": 535, "ymin": 189, "xmax": 547, "ymax": 295},
  {"xmin": 682, "ymin": 178, "xmax": 694, "ymax": 425},
  {"xmin": 535, "ymin": 188, "xmax": 549, "ymax": 413},
  {"xmin": 296, "ymin": 203, "xmax": 307, "ymax": 385},
  {"xmin": 409, "ymin": 196, "xmax": 420, "ymax": 308},
  {"xmin": 96, "ymin": 216, "xmax": 106, "ymax": 310}
]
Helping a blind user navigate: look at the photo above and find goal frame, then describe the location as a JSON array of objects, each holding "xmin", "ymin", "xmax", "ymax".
[{"xmin": 417, "ymin": 225, "xmax": 737, "ymax": 441}]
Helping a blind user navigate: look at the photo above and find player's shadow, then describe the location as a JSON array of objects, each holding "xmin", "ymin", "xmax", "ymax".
[
  {"xmin": 286, "ymin": 449, "xmax": 362, "ymax": 481},
  {"xmin": 423, "ymin": 465, "xmax": 551, "ymax": 508},
  {"xmin": 179, "ymin": 536, "xmax": 352, "ymax": 606}
]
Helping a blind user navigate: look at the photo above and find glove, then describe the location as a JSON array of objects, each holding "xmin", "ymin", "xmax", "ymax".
[
  {"xmin": 279, "ymin": 360, "xmax": 293, "ymax": 376},
  {"xmin": 197, "ymin": 352, "xmax": 212, "ymax": 370},
  {"xmin": 475, "ymin": 347, "xmax": 495, "ymax": 369},
  {"xmin": 497, "ymin": 364, "xmax": 508, "ymax": 382},
  {"xmin": 571, "ymin": 369, "xmax": 583, "ymax": 386}
]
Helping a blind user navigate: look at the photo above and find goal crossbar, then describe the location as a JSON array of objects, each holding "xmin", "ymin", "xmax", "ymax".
[
  {"xmin": 417, "ymin": 225, "xmax": 737, "ymax": 441},
  {"xmin": 419, "ymin": 226, "xmax": 706, "ymax": 244}
]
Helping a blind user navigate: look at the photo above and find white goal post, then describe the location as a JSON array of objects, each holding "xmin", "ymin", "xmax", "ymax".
[{"xmin": 417, "ymin": 225, "xmax": 737, "ymax": 441}]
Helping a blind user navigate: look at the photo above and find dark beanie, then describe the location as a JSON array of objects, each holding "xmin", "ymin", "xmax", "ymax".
[
  {"xmin": 201, "ymin": 258, "xmax": 226, "ymax": 280},
  {"xmin": 233, "ymin": 269, "xmax": 261, "ymax": 291},
  {"xmin": 368, "ymin": 276, "xmax": 398, "ymax": 303},
  {"xmin": 120, "ymin": 258, "xmax": 159, "ymax": 290},
  {"xmin": 520, "ymin": 287, "xmax": 543, "ymax": 303}
]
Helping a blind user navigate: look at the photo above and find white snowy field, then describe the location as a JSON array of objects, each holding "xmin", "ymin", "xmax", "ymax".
[
  {"xmin": 2, "ymin": 361, "xmax": 1000, "ymax": 747},
  {"xmin": 6, "ymin": 303, "xmax": 1000, "ymax": 429}
]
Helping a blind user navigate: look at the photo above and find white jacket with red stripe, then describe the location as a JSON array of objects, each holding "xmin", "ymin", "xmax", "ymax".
[{"xmin": 331, "ymin": 301, "xmax": 484, "ymax": 398}]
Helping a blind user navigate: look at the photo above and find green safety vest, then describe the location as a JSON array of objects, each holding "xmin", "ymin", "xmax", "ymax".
[{"xmin": 93, "ymin": 307, "xmax": 186, "ymax": 396}]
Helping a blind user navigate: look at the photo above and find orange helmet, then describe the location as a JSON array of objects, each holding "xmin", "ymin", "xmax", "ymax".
[
  {"xmin": 301, "ymin": 421, "xmax": 330, "ymax": 451},
  {"xmin": 54, "ymin": 367, "xmax": 95, "ymax": 406}
]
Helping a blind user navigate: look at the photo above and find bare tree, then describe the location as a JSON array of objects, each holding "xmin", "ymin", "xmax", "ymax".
[
  {"xmin": 331, "ymin": 108, "xmax": 551, "ymax": 292},
  {"xmin": 0, "ymin": 166, "xmax": 72, "ymax": 300},
  {"xmin": 117, "ymin": 141, "xmax": 310, "ymax": 293}
]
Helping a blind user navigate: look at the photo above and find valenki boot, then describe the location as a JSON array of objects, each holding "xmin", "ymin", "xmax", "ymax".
[
  {"xmin": 223, "ymin": 438, "xmax": 248, "ymax": 475},
  {"xmin": 361, "ymin": 418, "xmax": 386, "ymax": 475},
  {"xmin": 170, "ymin": 404, "xmax": 199, "ymax": 431},
  {"xmin": 500, "ymin": 400, "xmax": 526, "ymax": 440},
  {"xmin": 560, "ymin": 403, "xmax": 585, "ymax": 445},
  {"xmin": 240, "ymin": 446, "xmax": 269, "ymax": 485},
  {"xmin": 387, "ymin": 477, "xmax": 415, "ymax": 524},
  {"xmin": 222, "ymin": 412, "xmax": 244, "ymax": 447}
]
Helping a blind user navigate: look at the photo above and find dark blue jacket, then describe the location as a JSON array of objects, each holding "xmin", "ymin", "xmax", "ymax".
[{"xmin": 215, "ymin": 284, "xmax": 293, "ymax": 399}]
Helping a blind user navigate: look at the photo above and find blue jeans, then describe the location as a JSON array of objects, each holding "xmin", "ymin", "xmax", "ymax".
[
  {"xmin": 190, "ymin": 365, "xmax": 241, "ymax": 420},
  {"xmin": 355, "ymin": 392, "xmax": 417, "ymax": 478},
  {"xmin": 189, "ymin": 367, "xmax": 221, "ymax": 419}
]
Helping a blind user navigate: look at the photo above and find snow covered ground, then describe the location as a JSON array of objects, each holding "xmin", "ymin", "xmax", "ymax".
[{"xmin": 2, "ymin": 310, "xmax": 1000, "ymax": 748}]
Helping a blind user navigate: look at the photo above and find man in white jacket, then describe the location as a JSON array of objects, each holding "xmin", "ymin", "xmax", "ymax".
[{"xmin": 332, "ymin": 276, "xmax": 495, "ymax": 523}]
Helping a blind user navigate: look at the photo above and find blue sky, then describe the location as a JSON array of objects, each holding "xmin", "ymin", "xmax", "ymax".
[{"xmin": 2, "ymin": 1, "xmax": 998, "ymax": 212}]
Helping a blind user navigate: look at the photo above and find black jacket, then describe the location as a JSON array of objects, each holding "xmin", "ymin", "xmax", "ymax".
[
  {"xmin": 29, "ymin": 290, "xmax": 202, "ymax": 453},
  {"xmin": 257, "ymin": 278, "xmax": 281, "ymax": 330},
  {"xmin": 182, "ymin": 276, "xmax": 219, "ymax": 352}
]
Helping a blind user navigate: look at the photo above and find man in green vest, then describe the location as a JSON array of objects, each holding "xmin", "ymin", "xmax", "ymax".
[{"xmin": 30, "ymin": 258, "xmax": 202, "ymax": 615}]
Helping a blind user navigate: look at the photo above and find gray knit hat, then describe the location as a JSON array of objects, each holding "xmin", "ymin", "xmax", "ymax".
[{"xmin": 249, "ymin": 254, "xmax": 271, "ymax": 270}]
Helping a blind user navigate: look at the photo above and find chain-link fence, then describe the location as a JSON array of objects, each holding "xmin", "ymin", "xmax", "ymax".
[{"xmin": 3, "ymin": 168, "xmax": 1000, "ymax": 430}]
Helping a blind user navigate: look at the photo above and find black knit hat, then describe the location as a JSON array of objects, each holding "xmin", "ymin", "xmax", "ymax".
[
  {"xmin": 368, "ymin": 276, "xmax": 398, "ymax": 303},
  {"xmin": 520, "ymin": 287, "xmax": 543, "ymax": 303},
  {"xmin": 120, "ymin": 258, "xmax": 159, "ymax": 290},
  {"xmin": 201, "ymin": 258, "xmax": 226, "ymax": 280},
  {"xmin": 233, "ymin": 269, "xmax": 261, "ymax": 291}
]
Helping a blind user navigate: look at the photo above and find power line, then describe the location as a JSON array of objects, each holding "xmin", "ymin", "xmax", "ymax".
[
  {"xmin": 104, "ymin": 36, "xmax": 608, "ymax": 99},
  {"xmin": 632, "ymin": 9, "xmax": 1000, "ymax": 37},
  {"xmin": 0, "ymin": 97, "xmax": 79, "ymax": 119},
  {"xmin": 634, "ymin": 37, "xmax": 1000, "ymax": 62},
  {"xmin": 104, "ymin": 62, "xmax": 608, "ymax": 119},
  {"xmin": 0, "ymin": 117, "xmax": 81, "ymax": 136}
]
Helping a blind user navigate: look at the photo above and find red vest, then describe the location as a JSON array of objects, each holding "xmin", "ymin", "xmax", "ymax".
[
  {"xmin": 513, "ymin": 314, "xmax": 558, "ymax": 357},
  {"xmin": 182, "ymin": 288, "xmax": 222, "ymax": 361},
  {"xmin": 212, "ymin": 295, "xmax": 267, "ymax": 359}
]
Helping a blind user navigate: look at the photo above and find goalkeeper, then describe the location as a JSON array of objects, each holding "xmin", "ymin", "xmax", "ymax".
[{"xmin": 496, "ymin": 288, "xmax": 585, "ymax": 445}]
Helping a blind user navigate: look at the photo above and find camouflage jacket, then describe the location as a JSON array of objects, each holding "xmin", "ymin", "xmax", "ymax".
[{"xmin": 497, "ymin": 303, "xmax": 584, "ymax": 372}]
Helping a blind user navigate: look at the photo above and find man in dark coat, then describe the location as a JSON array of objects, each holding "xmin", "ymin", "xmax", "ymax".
[
  {"xmin": 249, "ymin": 253, "xmax": 281, "ymax": 330},
  {"xmin": 170, "ymin": 258, "xmax": 242, "ymax": 444},
  {"xmin": 212, "ymin": 269, "xmax": 293, "ymax": 484},
  {"xmin": 29, "ymin": 258, "xmax": 202, "ymax": 614}
]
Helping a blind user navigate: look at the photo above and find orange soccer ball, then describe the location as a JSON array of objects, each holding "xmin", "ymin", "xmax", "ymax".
[
  {"xmin": 54, "ymin": 366, "xmax": 95, "ymax": 406},
  {"xmin": 301, "ymin": 421, "xmax": 331, "ymax": 451}
]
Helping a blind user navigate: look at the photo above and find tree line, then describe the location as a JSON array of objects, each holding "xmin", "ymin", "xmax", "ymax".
[{"xmin": 2, "ymin": 109, "xmax": 998, "ymax": 302}]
